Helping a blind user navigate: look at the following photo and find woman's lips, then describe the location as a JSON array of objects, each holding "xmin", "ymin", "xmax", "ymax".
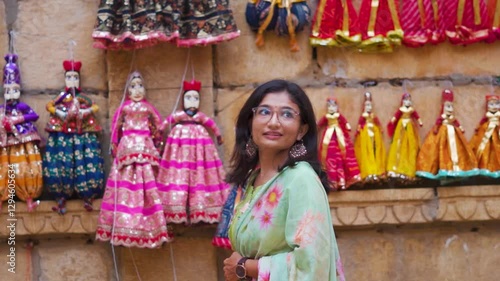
[{"xmin": 263, "ymin": 132, "xmax": 282, "ymax": 140}]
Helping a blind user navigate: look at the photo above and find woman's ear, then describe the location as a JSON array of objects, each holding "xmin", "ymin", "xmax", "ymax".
[{"xmin": 297, "ymin": 124, "xmax": 309, "ymax": 140}]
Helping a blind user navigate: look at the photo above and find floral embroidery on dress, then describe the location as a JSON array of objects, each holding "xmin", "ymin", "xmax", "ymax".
[
  {"xmin": 265, "ymin": 185, "xmax": 282, "ymax": 208},
  {"xmin": 259, "ymin": 211, "xmax": 274, "ymax": 229},
  {"xmin": 294, "ymin": 211, "xmax": 325, "ymax": 247},
  {"xmin": 258, "ymin": 270, "xmax": 270, "ymax": 281}
]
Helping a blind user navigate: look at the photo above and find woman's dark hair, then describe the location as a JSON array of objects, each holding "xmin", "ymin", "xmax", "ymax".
[{"xmin": 225, "ymin": 79, "xmax": 330, "ymax": 193}]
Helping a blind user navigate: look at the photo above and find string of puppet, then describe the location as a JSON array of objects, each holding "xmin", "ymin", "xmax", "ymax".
[{"xmin": 108, "ymin": 49, "xmax": 138, "ymax": 281}]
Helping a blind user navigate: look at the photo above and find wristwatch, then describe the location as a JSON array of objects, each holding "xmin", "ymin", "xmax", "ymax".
[{"xmin": 235, "ymin": 257, "xmax": 251, "ymax": 280}]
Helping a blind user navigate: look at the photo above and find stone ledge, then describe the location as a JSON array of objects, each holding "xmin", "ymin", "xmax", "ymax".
[
  {"xmin": 330, "ymin": 185, "xmax": 500, "ymax": 228},
  {"xmin": 1, "ymin": 185, "xmax": 499, "ymax": 237}
]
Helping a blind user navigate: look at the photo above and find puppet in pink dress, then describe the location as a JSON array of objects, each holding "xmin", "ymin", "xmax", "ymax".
[
  {"xmin": 96, "ymin": 72, "xmax": 171, "ymax": 248},
  {"xmin": 443, "ymin": 0, "xmax": 490, "ymax": 44},
  {"xmin": 157, "ymin": 80, "xmax": 229, "ymax": 224},
  {"xmin": 317, "ymin": 97, "xmax": 361, "ymax": 190},
  {"xmin": 400, "ymin": 0, "xmax": 447, "ymax": 47}
]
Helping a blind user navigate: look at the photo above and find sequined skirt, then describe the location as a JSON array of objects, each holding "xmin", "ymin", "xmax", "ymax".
[
  {"xmin": 157, "ymin": 124, "xmax": 230, "ymax": 224},
  {"xmin": 96, "ymin": 161, "xmax": 172, "ymax": 248},
  {"xmin": 43, "ymin": 132, "xmax": 104, "ymax": 200}
]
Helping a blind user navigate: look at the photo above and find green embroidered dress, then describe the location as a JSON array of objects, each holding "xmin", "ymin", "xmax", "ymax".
[{"xmin": 229, "ymin": 162, "xmax": 346, "ymax": 281}]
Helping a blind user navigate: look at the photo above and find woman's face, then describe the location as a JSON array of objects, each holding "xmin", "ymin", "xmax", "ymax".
[
  {"xmin": 3, "ymin": 83, "xmax": 21, "ymax": 100},
  {"xmin": 65, "ymin": 71, "xmax": 80, "ymax": 89},
  {"xmin": 327, "ymin": 100, "xmax": 338, "ymax": 113},
  {"xmin": 183, "ymin": 90, "xmax": 200, "ymax": 110},
  {"xmin": 128, "ymin": 77, "xmax": 146, "ymax": 102},
  {"xmin": 251, "ymin": 91, "xmax": 308, "ymax": 155}
]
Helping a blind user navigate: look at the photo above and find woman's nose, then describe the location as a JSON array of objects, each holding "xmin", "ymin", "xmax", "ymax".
[{"xmin": 267, "ymin": 111, "xmax": 281, "ymax": 126}]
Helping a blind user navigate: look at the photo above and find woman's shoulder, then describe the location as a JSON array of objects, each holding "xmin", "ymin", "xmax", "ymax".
[
  {"xmin": 281, "ymin": 162, "xmax": 327, "ymax": 196},
  {"xmin": 282, "ymin": 162, "xmax": 320, "ymax": 182}
]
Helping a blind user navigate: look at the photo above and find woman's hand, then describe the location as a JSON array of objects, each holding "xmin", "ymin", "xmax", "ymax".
[{"xmin": 223, "ymin": 252, "xmax": 242, "ymax": 281}]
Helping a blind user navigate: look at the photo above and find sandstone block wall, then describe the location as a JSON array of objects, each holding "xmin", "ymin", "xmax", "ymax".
[{"xmin": 1, "ymin": 0, "xmax": 499, "ymax": 280}]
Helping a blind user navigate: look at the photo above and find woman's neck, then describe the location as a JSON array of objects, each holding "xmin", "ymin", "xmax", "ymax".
[{"xmin": 255, "ymin": 149, "xmax": 289, "ymax": 186}]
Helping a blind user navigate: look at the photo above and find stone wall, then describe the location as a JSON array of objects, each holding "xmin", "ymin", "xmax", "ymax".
[{"xmin": 1, "ymin": 0, "xmax": 499, "ymax": 280}]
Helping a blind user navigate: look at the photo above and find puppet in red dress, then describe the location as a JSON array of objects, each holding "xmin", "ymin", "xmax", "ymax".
[
  {"xmin": 443, "ymin": 0, "xmax": 490, "ymax": 44},
  {"xmin": 310, "ymin": 0, "xmax": 361, "ymax": 47},
  {"xmin": 401, "ymin": 0, "xmax": 447, "ymax": 46},
  {"xmin": 357, "ymin": 0, "xmax": 403, "ymax": 52},
  {"xmin": 317, "ymin": 97, "xmax": 361, "ymax": 189}
]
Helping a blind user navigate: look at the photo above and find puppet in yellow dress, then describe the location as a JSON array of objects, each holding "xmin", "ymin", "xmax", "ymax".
[
  {"xmin": 416, "ymin": 90, "xmax": 478, "ymax": 179},
  {"xmin": 386, "ymin": 92, "xmax": 423, "ymax": 181},
  {"xmin": 354, "ymin": 92, "xmax": 386, "ymax": 182},
  {"xmin": 469, "ymin": 95, "xmax": 500, "ymax": 178}
]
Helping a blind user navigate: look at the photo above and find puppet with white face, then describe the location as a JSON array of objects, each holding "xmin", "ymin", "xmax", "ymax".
[
  {"xmin": 469, "ymin": 95, "xmax": 500, "ymax": 177},
  {"xmin": 317, "ymin": 97, "xmax": 360, "ymax": 190},
  {"xmin": 157, "ymin": 79, "xmax": 229, "ymax": 225},
  {"xmin": 354, "ymin": 92, "xmax": 386, "ymax": 182},
  {"xmin": 43, "ymin": 60, "xmax": 104, "ymax": 215},
  {"xmin": 96, "ymin": 71, "xmax": 171, "ymax": 248},
  {"xmin": 0, "ymin": 53, "xmax": 43, "ymax": 211},
  {"xmin": 416, "ymin": 89, "xmax": 478, "ymax": 180},
  {"xmin": 386, "ymin": 92, "xmax": 423, "ymax": 182}
]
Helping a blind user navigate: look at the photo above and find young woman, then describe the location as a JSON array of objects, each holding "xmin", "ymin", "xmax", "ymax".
[{"xmin": 223, "ymin": 79, "xmax": 345, "ymax": 281}]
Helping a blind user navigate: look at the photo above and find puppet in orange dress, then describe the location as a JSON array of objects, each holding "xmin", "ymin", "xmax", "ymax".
[
  {"xmin": 400, "ymin": 0, "xmax": 447, "ymax": 47},
  {"xmin": 416, "ymin": 90, "xmax": 478, "ymax": 179},
  {"xmin": 0, "ymin": 54, "xmax": 43, "ymax": 211},
  {"xmin": 310, "ymin": 0, "xmax": 361, "ymax": 47},
  {"xmin": 443, "ymin": 0, "xmax": 490, "ymax": 45},
  {"xmin": 354, "ymin": 92, "xmax": 386, "ymax": 182},
  {"xmin": 469, "ymin": 95, "xmax": 500, "ymax": 177},
  {"xmin": 318, "ymin": 97, "xmax": 360, "ymax": 189},
  {"xmin": 357, "ymin": 0, "xmax": 403, "ymax": 52},
  {"xmin": 386, "ymin": 93, "xmax": 423, "ymax": 181}
]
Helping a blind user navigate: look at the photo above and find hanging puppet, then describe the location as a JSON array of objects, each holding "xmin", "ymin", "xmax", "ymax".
[
  {"xmin": 157, "ymin": 79, "xmax": 230, "ymax": 224},
  {"xmin": 354, "ymin": 92, "xmax": 386, "ymax": 182},
  {"xmin": 92, "ymin": 0, "xmax": 240, "ymax": 50},
  {"xmin": 443, "ymin": 0, "xmax": 490, "ymax": 44},
  {"xmin": 96, "ymin": 71, "xmax": 171, "ymax": 248},
  {"xmin": 43, "ymin": 60, "xmax": 104, "ymax": 214},
  {"xmin": 400, "ymin": 0, "xmax": 447, "ymax": 47},
  {"xmin": 245, "ymin": 0, "xmax": 311, "ymax": 51},
  {"xmin": 357, "ymin": 0, "xmax": 403, "ymax": 52},
  {"xmin": 317, "ymin": 97, "xmax": 361, "ymax": 190},
  {"xmin": 416, "ymin": 89, "xmax": 479, "ymax": 179},
  {"xmin": 488, "ymin": 0, "xmax": 500, "ymax": 41},
  {"xmin": 469, "ymin": 95, "xmax": 500, "ymax": 177},
  {"xmin": 309, "ymin": 0, "xmax": 361, "ymax": 47},
  {"xmin": 0, "ymin": 54, "xmax": 42, "ymax": 211},
  {"xmin": 386, "ymin": 92, "xmax": 423, "ymax": 182}
]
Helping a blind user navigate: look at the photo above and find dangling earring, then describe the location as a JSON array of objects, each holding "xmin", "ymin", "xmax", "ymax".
[
  {"xmin": 289, "ymin": 139, "xmax": 307, "ymax": 159},
  {"xmin": 245, "ymin": 137, "xmax": 258, "ymax": 158}
]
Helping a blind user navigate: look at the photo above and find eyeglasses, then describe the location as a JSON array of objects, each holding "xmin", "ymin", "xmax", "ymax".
[{"xmin": 252, "ymin": 106, "xmax": 300, "ymax": 124}]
